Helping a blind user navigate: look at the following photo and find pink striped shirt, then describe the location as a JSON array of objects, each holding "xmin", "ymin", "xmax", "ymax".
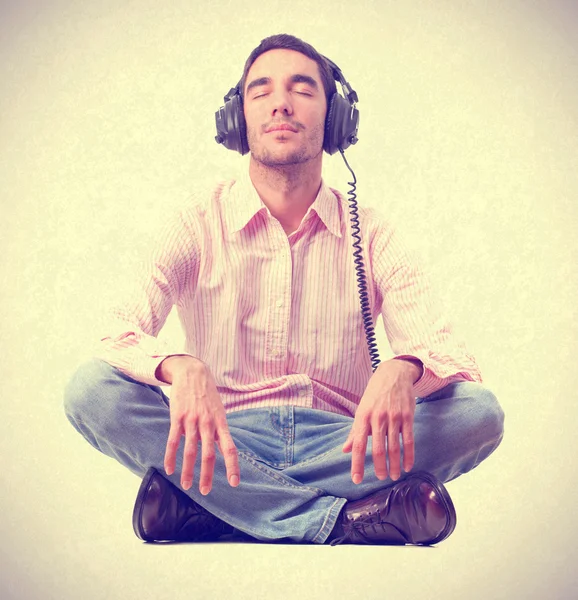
[{"xmin": 96, "ymin": 171, "xmax": 482, "ymax": 417}]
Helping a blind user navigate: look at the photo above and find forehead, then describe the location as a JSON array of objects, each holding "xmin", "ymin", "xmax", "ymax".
[{"xmin": 245, "ymin": 49, "xmax": 322, "ymax": 85}]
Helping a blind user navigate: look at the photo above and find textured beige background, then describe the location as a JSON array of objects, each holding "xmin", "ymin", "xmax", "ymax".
[{"xmin": 1, "ymin": 1, "xmax": 577, "ymax": 599}]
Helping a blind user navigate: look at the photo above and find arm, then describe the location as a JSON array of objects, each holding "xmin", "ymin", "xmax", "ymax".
[
  {"xmin": 372, "ymin": 218, "xmax": 482, "ymax": 398},
  {"xmin": 95, "ymin": 206, "xmax": 201, "ymax": 385},
  {"xmin": 344, "ymin": 218, "xmax": 481, "ymax": 483},
  {"xmin": 96, "ymin": 207, "xmax": 240, "ymax": 494}
]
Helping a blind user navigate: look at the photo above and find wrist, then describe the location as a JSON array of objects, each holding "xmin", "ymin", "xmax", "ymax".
[
  {"xmin": 388, "ymin": 357, "xmax": 424, "ymax": 385},
  {"xmin": 156, "ymin": 355, "xmax": 205, "ymax": 384}
]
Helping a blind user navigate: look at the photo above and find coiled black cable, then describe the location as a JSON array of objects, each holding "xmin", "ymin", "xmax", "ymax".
[{"xmin": 339, "ymin": 148, "xmax": 381, "ymax": 373}]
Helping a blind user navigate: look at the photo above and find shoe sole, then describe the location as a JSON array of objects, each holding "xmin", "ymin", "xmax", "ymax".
[
  {"xmin": 409, "ymin": 471, "xmax": 457, "ymax": 545},
  {"xmin": 132, "ymin": 466, "xmax": 159, "ymax": 541}
]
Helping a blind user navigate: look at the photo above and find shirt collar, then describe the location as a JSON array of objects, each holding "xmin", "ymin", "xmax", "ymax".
[{"xmin": 224, "ymin": 170, "xmax": 343, "ymax": 239}]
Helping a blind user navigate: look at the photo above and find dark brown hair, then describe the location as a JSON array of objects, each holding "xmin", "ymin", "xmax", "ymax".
[{"xmin": 239, "ymin": 34, "xmax": 337, "ymax": 106}]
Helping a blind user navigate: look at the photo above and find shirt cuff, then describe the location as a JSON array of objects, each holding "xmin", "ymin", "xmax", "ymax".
[{"xmin": 392, "ymin": 354, "xmax": 478, "ymax": 398}]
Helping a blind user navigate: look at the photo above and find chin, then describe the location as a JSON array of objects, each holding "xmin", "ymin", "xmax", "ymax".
[
  {"xmin": 251, "ymin": 143, "xmax": 321, "ymax": 167},
  {"xmin": 255, "ymin": 154, "xmax": 310, "ymax": 167}
]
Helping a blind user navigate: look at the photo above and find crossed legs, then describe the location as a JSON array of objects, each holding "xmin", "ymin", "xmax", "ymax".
[{"xmin": 64, "ymin": 358, "xmax": 504, "ymax": 543}]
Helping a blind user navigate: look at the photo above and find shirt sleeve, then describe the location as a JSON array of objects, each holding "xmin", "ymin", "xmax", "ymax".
[
  {"xmin": 371, "ymin": 216, "xmax": 483, "ymax": 398},
  {"xmin": 93, "ymin": 206, "xmax": 201, "ymax": 386}
]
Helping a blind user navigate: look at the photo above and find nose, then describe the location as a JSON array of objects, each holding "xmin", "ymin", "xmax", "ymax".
[{"xmin": 270, "ymin": 89, "xmax": 293, "ymax": 117}]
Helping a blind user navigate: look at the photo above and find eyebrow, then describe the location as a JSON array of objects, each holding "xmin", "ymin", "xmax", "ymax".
[
  {"xmin": 246, "ymin": 77, "xmax": 271, "ymax": 93},
  {"xmin": 290, "ymin": 74, "xmax": 318, "ymax": 89},
  {"xmin": 245, "ymin": 73, "xmax": 319, "ymax": 94}
]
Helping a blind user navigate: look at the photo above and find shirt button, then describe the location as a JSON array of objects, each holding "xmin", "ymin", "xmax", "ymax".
[
  {"xmin": 275, "ymin": 299, "xmax": 283, "ymax": 308},
  {"xmin": 271, "ymin": 349, "xmax": 279, "ymax": 357}
]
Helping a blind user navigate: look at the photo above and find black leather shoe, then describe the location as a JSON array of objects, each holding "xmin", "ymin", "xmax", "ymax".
[
  {"xmin": 330, "ymin": 471, "xmax": 457, "ymax": 546},
  {"xmin": 132, "ymin": 467, "xmax": 233, "ymax": 542}
]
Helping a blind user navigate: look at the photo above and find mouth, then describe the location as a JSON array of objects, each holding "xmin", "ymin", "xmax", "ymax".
[{"xmin": 265, "ymin": 124, "xmax": 299, "ymax": 133}]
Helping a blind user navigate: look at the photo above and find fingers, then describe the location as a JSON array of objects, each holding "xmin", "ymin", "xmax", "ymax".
[
  {"xmin": 187, "ymin": 418, "xmax": 239, "ymax": 495},
  {"xmin": 387, "ymin": 416, "xmax": 402, "ymax": 481},
  {"xmin": 197, "ymin": 419, "xmax": 240, "ymax": 493},
  {"xmin": 371, "ymin": 419, "xmax": 388, "ymax": 481},
  {"xmin": 165, "ymin": 413, "xmax": 240, "ymax": 495},
  {"xmin": 401, "ymin": 417, "xmax": 415, "ymax": 473},
  {"xmin": 215, "ymin": 421, "xmax": 240, "ymax": 488},
  {"xmin": 350, "ymin": 389, "xmax": 416, "ymax": 483},
  {"xmin": 180, "ymin": 420, "xmax": 199, "ymax": 490},
  {"xmin": 346, "ymin": 421, "xmax": 369, "ymax": 484},
  {"xmin": 198, "ymin": 419, "xmax": 216, "ymax": 495},
  {"xmin": 381, "ymin": 407, "xmax": 414, "ymax": 480},
  {"xmin": 164, "ymin": 421, "xmax": 183, "ymax": 477}
]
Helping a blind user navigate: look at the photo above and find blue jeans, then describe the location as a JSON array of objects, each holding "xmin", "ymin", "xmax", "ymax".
[{"xmin": 63, "ymin": 358, "xmax": 504, "ymax": 544}]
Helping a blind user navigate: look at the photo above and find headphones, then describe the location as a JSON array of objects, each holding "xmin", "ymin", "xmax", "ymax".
[{"xmin": 214, "ymin": 56, "xmax": 359, "ymax": 156}]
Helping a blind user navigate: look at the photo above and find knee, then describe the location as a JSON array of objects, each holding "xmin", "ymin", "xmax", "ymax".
[
  {"xmin": 461, "ymin": 383, "xmax": 505, "ymax": 447},
  {"xmin": 63, "ymin": 358, "xmax": 122, "ymax": 428}
]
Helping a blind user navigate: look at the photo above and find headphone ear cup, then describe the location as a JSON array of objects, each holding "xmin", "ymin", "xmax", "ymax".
[
  {"xmin": 324, "ymin": 93, "xmax": 339, "ymax": 154},
  {"xmin": 230, "ymin": 94, "xmax": 249, "ymax": 155},
  {"xmin": 215, "ymin": 92, "xmax": 250, "ymax": 155},
  {"xmin": 324, "ymin": 93, "xmax": 356, "ymax": 155},
  {"xmin": 238, "ymin": 105, "xmax": 249, "ymax": 156}
]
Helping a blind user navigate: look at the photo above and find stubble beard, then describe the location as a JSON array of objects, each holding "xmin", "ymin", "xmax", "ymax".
[{"xmin": 247, "ymin": 123, "xmax": 325, "ymax": 168}]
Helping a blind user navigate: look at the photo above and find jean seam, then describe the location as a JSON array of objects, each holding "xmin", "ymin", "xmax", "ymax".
[
  {"xmin": 311, "ymin": 497, "xmax": 348, "ymax": 544},
  {"xmin": 240, "ymin": 449, "xmax": 289, "ymax": 470},
  {"xmin": 286, "ymin": 407, "xmax": 295, "ymax": 466},
  {"xmin": 238, "ymin": 451, "xmax": 324, "ymax": 495}
]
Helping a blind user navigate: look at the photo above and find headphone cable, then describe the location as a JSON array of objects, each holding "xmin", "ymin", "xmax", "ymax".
[{"xmin": 339, "ymin": 148, "xmax": 381, "ymax": 373}]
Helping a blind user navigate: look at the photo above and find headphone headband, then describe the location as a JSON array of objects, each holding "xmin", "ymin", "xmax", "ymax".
[{"xmin": 322, "ymin": 56, "xmax": 359, "ymax": 105}]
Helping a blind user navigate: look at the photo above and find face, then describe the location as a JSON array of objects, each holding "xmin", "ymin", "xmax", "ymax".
[{"xmin": 243, "ymin": 49, "xmax": 327, "ymax": 167}]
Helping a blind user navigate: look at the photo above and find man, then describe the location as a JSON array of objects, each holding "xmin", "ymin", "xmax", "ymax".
[{"xmin": 64, "ymin": 34, "xmax": 504, "ymax": 546}]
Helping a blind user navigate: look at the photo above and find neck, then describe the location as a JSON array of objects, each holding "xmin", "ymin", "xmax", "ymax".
[{"xmin": 248, "ymin": 154, "xmax": 323, "ymax": 234}]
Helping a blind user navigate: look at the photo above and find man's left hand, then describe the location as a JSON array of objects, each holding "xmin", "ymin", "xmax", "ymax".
[{"xmin": 342, "ymin": 358, "xmax": 421, "ymax": 483}]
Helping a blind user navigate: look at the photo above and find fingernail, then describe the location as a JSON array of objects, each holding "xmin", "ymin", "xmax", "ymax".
[
  {"xmin": 200, "ymin": 486, "xmax": 210, "ymax": 495},
  {"xmin": 230, "ymin": 475, "xmax": 239, "ymax": 487},
  {"xmin": 353, "ymin": 473, "xmax": 362, "ymax": 484},
  {"xmin": 182, "ymin": 481, "xmax": 191, "ymax": 490}
]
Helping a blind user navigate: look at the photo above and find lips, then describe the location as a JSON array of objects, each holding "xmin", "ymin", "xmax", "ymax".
[{"xmin": 265, "ymin": 123, "xmax": 299, "ymax": 133}]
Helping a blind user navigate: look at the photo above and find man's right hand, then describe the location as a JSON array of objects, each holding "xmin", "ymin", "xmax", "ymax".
[{"xmin": 157, "ymin": 356, "xmax": 240, "ymax": 495}]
